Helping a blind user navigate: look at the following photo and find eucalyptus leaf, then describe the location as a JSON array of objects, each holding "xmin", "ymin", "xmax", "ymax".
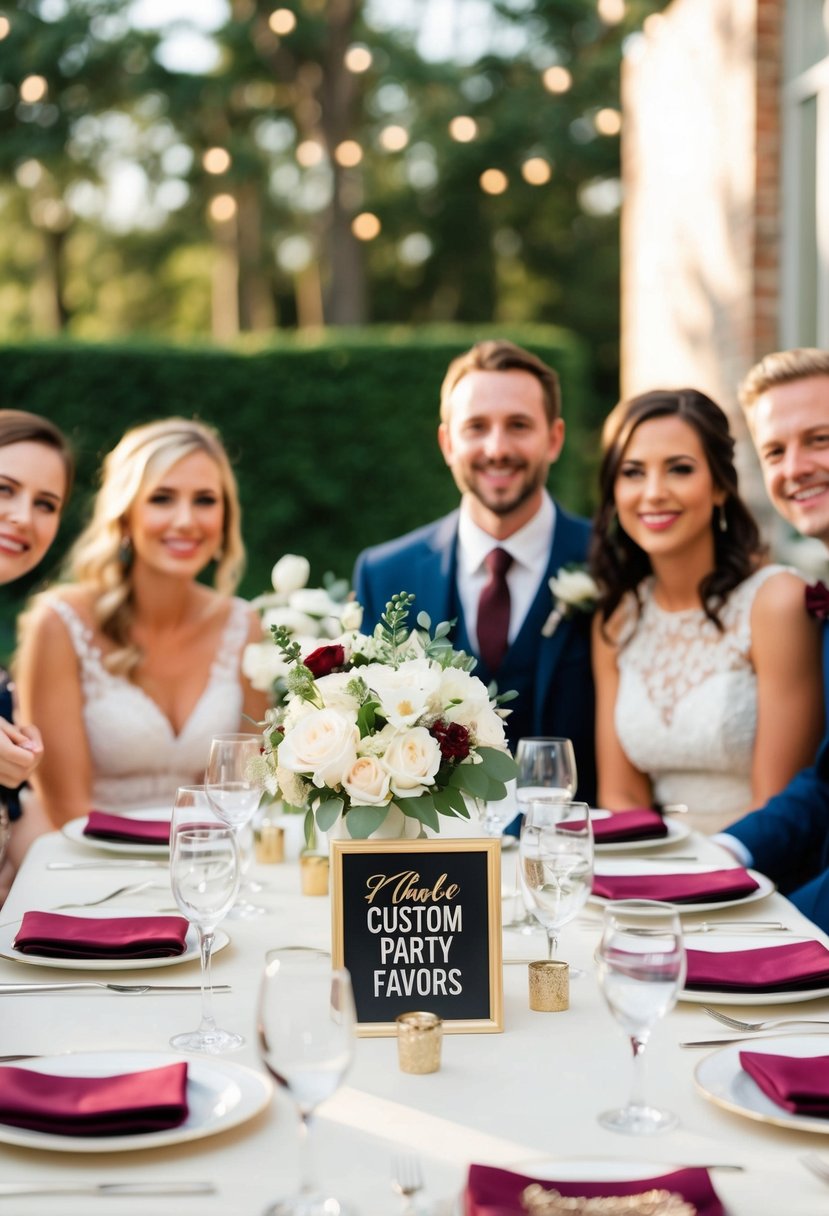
[
  {"xmin": 477, "ymin": 746, "xmax": 520, "ymax": 781},
  {"xmin": 400, "ymin": 797, "xmax": 439, "ymax": 832},
  {"xmin": 346, "ymin": 805, "xmax": 389, "ymax": 838},
  {"xmin": 316, "ymin": 797, "xmax": 345, "ymax": 832},
  {"xmin": 303, "ymin": 808, "xmax": 316, "ymax": 850},
  {"xmin": 449, "ymin": 762, "xmax": 491, "ymax": 800},
  {"xmin": 416, "ymin": 611, "xmax": 432, "ymax": 629}
]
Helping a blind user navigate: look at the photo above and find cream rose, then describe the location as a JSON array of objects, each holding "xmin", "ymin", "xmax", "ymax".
[
  {"xmin": 381, "ymin": 726, "xmax": 441, "ymax": 798},
  {"xmin": 339, "ymin": 599, "xmax": 364, "ymax": 632},
  {"xmin": 271, "ymin": 554, "xmax": 311, "ymax": 595},
  {"xmin": 342, "ymin": 755, "xmax": 391, "ymax": 805},
  {"xmin": 278, "ymin": 708, "xmax": 359, "ymax": 789}
]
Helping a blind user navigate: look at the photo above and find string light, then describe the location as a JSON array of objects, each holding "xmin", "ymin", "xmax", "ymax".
[
  {"xmin": 296, "ymin": 140, "xmax": 324, "ymax": 167},
  {"xmin": 334, "ymin": 140, "xmax": 363, "ymax": 167},
  {"xmin": 268, "ymin": 8, "xmax": 297, "ymax": 35},
  {"xmin": 209, "ymin": 194, "xmax": 237, "ymax": 223},
  {"xmin": 480, "ymin": 169, "xmax": 508, "ymax": 195},
  {"xmin": 344, "ymin": 44, "xmax": 372, "ymax": 73},
  {"xmin": 203, "ymin": 147, "xmax": 231, "ymax": 174},
  {"xmin": 595, "ymin": 107, "xmax": 622, "ymax": 135},
  {"xmin": 449, "ymin": 116, "xmax": 478, "ymax": 142},
  {"xmin": 379, "ymin": 125, "xmax": 409, "ymax": 152},
  {"xmin": 19, "ymin": 75, "xmax": 48, "ymax": 103},
  {"xmin": 542, "ymin": 66, "xmax": 572, "ymax": 95},
  {"xmin": 521, "ymin": 157, "xmax": 552, "ymax": 185},
  {"xmin": 352, "ymin": 212, "xmax": 381, "ymax": 240}
]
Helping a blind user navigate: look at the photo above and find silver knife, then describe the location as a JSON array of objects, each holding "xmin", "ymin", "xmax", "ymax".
[
  {"xmin": 47, "ymin": 861, "xmax": 167, "ymax": 870},
  {"xmin": 681, "ymin": 1032, "xmax": 829, "ymax": 1048},
  {"xmin": 0, "ymin": 982, "xmax": 231, "ymax": 994},
  {"xmin": 0, "ymin": 1181, "xmax": 216, "ymax": 1196}
]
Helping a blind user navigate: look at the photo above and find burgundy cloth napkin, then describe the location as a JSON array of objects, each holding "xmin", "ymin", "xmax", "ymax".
[
  {"xmin": 740, "ymin": 1050, "xmax": 829, "ymax": 1116},
  {"xmin": 592, "ymin": 867, "xmax": 759, "ymax": 904},
  {"xmin": 686, "ymin": 940, "xmax": 829, "ymax": 992},
  {"xmin": 0, "ymin": 1061, "xmax": 189, "ymax": 1136},
  {"xmin": 83, "ymin": 811, "xmax": 170, "ymax": 845},
  {"xmin": 464, "ymin": 1163, "xmax": 725, "ymax": 1216},
  {"xmin": 13, "ymin": 912, "xmax": 189, "ymax": 959},
  {"xmin": 561, "ymin": 808, "xmax": 668, "ymax": 844}
]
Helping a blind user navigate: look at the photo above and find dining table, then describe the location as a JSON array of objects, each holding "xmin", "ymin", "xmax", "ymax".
[{"xmin": 1, "ymin": 821, "xmax": 829, "ymax": 1214}]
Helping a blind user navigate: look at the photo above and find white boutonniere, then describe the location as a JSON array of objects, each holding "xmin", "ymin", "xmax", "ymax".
[{"xmin": 541, "ymin": 564, "xmax": 599, "ymax": 637}]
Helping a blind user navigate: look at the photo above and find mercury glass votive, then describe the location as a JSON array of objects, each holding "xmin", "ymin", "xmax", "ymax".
[
  {"xmin": 299, "ymin": 853, "xmax": 329, "ymax": 896},
  {"xmin": 528, "ymin": 960, "xmax": 569, "ymax": 1012},
  {"xmin": 396, "ymin": 1011, "xmax": 442, "ymax": 1074}
]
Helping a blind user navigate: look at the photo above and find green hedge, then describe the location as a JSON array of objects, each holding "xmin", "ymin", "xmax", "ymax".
[{"xmin": 0, "ymin": 324, "xmax": 597, "ymax": 649}]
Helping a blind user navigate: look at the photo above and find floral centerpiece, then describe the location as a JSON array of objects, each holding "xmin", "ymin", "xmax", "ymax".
[
  {"xmin": 242, "ymin": 554, "xmax": 363, "ymax": 699},
  {"xmin": 256, "ymin": 592, "xmax": 518, "ymax": 842}
]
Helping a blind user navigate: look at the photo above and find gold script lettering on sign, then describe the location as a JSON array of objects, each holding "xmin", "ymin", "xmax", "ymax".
[{"xmin": 364, "ymin": 870, "xmax": 460, "ymax": 905}]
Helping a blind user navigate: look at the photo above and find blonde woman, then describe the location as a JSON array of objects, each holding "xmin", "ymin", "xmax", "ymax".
[{"xmin": 17, "ymin": 418, "xmax": 267, "ymax": 826}]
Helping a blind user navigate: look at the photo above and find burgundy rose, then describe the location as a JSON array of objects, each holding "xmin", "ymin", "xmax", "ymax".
[
  {"xmin": 430, "ymin": 719, "xmax": 471, "ymax": 762},
  {"xmin": 304, "ymin": 644, "xmax": 346, "ymax": 679}
]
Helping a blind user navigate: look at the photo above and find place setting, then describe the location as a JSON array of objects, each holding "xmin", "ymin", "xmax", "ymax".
[
  {"xmin": 589, "ymin": 859, "xmax": 775, "ymax": 914},
  {"xmin": 61, "ymin": 808, "xmax": 173, "ymax": 857}
]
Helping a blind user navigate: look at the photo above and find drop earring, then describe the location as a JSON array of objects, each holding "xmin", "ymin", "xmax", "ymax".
[
  {"xmin": 717, "ymin": 505, "xmax": 727, "ymax": 533},
  {"xmin": 117, "ymin": 536, "xmax": 133, "ymax": 567}
]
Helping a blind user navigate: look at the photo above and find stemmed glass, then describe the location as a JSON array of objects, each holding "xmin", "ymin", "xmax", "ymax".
[
  {"xmin": 257, "ymin": 947, "xmax": 356, "ymax": 1216},
  {"xmin": 169, "ymin": 786, "xmax": 242, "ymax": 1054},
  {"xmin": 205, "ymin": 732, "xmax": 266, "ymax": 918},
  {"xmin": 595, "ymin": 900, "xmax": 686, "ymax": 1134},
  {"xmin": 518, "ymin": 800, "xmax": 593, "ymax": 963}
]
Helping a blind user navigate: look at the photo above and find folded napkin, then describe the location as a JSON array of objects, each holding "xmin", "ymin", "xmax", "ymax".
[
  {"xmin": 561, "ymin": 808, "xmax": 668, "ymax": 844},
  {"xmin": 0, "ymin": 1061, "xmax": 188, "ymax": 1136},
  {"xmin": 13, "ymin": 911, "xmax": 189, "ymax": 959},
  {"xmin": 465, "ymin": 1163, "xmax": 725, "ymax": 1216},
  {"xmin": 686, "ymin": 940, "xmax": 829, "ymax": 992},
  {"xmin": 83, "ymin": 811, "xmax": 170, "ymax": 845},
  {"xmin": 740, "ymin": 1050, "xmax": 829, "ymax": 1116},
  {"xmin": 592, "ymin": 867, "xmax": 759, "ymax": 904}
]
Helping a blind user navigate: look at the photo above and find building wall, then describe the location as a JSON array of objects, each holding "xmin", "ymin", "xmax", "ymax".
[{"xmin": 621, "ymin": 0, "xmax": 784, "ymax": 410}]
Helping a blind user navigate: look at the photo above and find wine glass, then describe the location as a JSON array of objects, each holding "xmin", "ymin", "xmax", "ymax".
[
  {"xmin": 519, "ymin": 801, "xmax": 593, "ymax": 964},
  {"xmin": 595, "ymin": 900, "xmax": 686, "ymax": 1134},
  {"xmin": 515, "ymin": 736, "xmax": 577, "ymax": 807},
  {"xmin": 257, "ymin": 947, "xmax": 356, "ymax": 1216},
  {"xmin": 205, "ymin": 732, "xmax": 266, "ymax": 918},
  {"xmin": 169, "ymin": 786, "xmax": 242, "ymax": 1054}
]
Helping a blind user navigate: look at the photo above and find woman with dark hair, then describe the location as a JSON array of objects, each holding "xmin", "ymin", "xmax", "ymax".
[
  {"xmin": 591, "ymin": 388, "xmax": 823, "ymax": 833},
  {"xmin": 0, "ymin": 409, "xmax": 73, "ymax": 872}
]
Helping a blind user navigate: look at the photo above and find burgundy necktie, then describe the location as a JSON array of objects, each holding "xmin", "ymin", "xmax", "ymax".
[
  {"xmin": 806, "ymin": 580, "xmax": 829, "ymax": 621},
  {"xmin": 477, "ymin": 547, "xmax": 513, "ymax": 673}
]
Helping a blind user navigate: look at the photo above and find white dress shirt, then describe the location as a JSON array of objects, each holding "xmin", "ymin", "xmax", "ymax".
[{"xmin": 456, "ymin": 492, "xmax": 556, "ymax": 654}]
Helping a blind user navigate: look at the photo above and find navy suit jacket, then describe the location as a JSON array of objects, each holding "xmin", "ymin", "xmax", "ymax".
[{"xmin": 353, "ymin": 503, "xmax": 596, "ymax": 804}]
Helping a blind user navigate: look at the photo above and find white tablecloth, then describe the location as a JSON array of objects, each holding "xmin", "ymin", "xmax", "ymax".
[{"xmin": 1, "ymin": 828, "xmax": 828, "ymax": 1214}]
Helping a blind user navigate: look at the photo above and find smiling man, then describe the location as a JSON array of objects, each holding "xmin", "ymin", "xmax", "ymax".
[
  {"xmin": 719, "ymin": 348, "xmax": 829, "ymax": 928},
  {"xmin": 354, "ymin": 339, "xmax": 595, "ymax": 801}
]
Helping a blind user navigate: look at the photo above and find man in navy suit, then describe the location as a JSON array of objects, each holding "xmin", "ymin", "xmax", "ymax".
[
  {"xmin": 719, "ymin": 348, "xmax": 829, "ymax": 927},
  {"xmin": 353, "ymin": 339, "xmax": 596, "ymax": 803}
]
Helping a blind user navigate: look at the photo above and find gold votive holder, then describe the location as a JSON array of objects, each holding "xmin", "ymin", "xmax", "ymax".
[
  {"xmin": 299, "ymin": 853, "xmax": 329, "ymax": 896},
  {"xmin": 255, "ymin": 823, "xmax": 285, "ymax": 864},
  {"xmin": 528, "ymin": 960, "xmax": 569, "ymax": 1012},
  {"xmin": 396, "ymin": 1011, "xmax": 442, "ymax": 1074}
]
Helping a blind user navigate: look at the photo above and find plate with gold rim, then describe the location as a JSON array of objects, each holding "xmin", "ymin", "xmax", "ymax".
[{"xmin": 694, "ymin": 1034, "xmax": 829, "ymax": 1134}]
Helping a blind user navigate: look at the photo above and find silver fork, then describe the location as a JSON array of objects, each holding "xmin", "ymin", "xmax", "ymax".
[
  {"xmin": 392, "ymin": 1154, "xmax": 424, "ymax": 1214},
  {"xmin": 801, "ymin": 1153, "xmax": 829, "ymax": 1184},
  {"xmin": 51, "ymin": 881, "xmax": 158, "ymax": 909},
  {"xmin": 703, "ymin": 1006, "xmax": 829, "ymax": 1032}
]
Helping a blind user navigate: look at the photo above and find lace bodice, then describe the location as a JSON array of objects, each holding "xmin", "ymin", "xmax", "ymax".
[
  {"xmin": 52, "ymin": 598, "xmax": 250, "ymax": 812},
  {"xmin": 614, "ymin": 566, "xmax": 796, "ymax": 833}
]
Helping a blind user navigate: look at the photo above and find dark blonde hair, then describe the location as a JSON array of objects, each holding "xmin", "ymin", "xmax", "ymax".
[
  {"xmin": 739, "ymin": 348, "xmax": 829, "ymax": 409},
  {"xmin": 439, "ymin": 339, "xmax": 561, "ymax": 423}
]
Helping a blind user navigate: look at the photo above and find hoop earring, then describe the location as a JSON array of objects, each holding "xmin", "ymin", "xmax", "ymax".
[
  {"xmin": 716, "ymin": 505, "xmax": 727, "ymax": 534},
  {"xmin": 117, "ymin": 536, "xmax": 133, "ymax": 567}
]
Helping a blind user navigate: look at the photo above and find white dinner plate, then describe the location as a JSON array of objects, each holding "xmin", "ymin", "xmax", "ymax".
[
  {"xmin": 512, "ymin": 1158, "xmax": 692, "ymax": 1181},
  {"xmin": 62, "ymin": 810, "xmax": 171, "ymax": 857},
  {"xmin": 589, "ymin": 809, "xmax": 691, "ymax": 854},
  {"xmin": 694, "ymin": 1034, "xmax": 829, "ymax": 1134},
  {"xmin": 0, "ymin": 1050, "xmax": 272, "ymax": 1152},
  {"xmin": 589, "ymin": 860, "xmax": 774, "ymax": 914},
  {"xmin": 680, "ymin": 932, "xmax": 829, "ymax": 1005},
  {"xmin": 0, "ymin": 912, "xmax": 229, "ymax": 972}
]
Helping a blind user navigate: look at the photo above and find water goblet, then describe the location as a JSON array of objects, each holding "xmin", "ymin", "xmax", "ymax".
[
  {"xmin": 257, "ymin": 947, "xmax": 356, "ymax": 1216},
  {"xmin": 515, "ymin": 736, "xmax": 577, "ymax": 807},
  {"xmin": 169, "ymin": 786, "xmax": 242, "ymax": 1054},
  {"xmin": 595, "ymin": 900, "xmax": 686, "ymax": 1134},
  {"xmin": 205, "ymin": 732, "xmax": 266, "ymax": 918},
  {"xmin": 518, "ymin": 801, "xmax": 593, "ymax": 965}
]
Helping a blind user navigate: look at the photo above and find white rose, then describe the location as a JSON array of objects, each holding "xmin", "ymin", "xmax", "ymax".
[
  {"xmin": 262, "ymin": 606, "xmax": 319, "ymax": 636},
  {"xmin": 433, "ymin": 667, "xmax": 492, "ymax": 726},
  {"xmin": 342, "ymin": 755, "xmax": 391, "ymax": 805},
  {"xmin": 381, "ymin": 726, "xmax": 441, "ymax": 798},
  {"xmin": 339, "ymin": 599, "xmax": 364, "ymax": 632},
  {"xmin": 363, "ymin": 659, "xmax": 441, "ymax": 728},
  {"xmin": 549, "ymin": 569, "xmax": 598, "ymax": 606},
  {"xmin": 271, "ymin": 554, "xmax": 311, "ymax": 595},
  {"xmin": 278, "ymin": 708, "xmax": 359, "ymax": 789},
  {"xmin": 313, "ymin": 671, "xmax": 361, "ymax": 714},
  {"xmin": 290, "ymin": 588, "xmax": 342, "ymax": 618},
  {"xmin": 468, "ymin": 704, "xmax": 508, "ymax": 749},
  {"xmin": 242, "ymin": 641, "xmax": 289, "ymax": 692}
]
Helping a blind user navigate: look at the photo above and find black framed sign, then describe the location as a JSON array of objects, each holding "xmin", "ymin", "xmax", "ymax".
[{"xmin": 330, "ymin": 838, "xmax": 503, "ymax": 1036}]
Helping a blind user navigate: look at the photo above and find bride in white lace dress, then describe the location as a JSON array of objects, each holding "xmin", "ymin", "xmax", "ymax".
[
  {"xmin": 17, "ymin": 418, "xmax": 268, "ymax": 825},
  {"xmin": 591, "ymin": 389, "xmax": 823, "ymax": 834}
]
